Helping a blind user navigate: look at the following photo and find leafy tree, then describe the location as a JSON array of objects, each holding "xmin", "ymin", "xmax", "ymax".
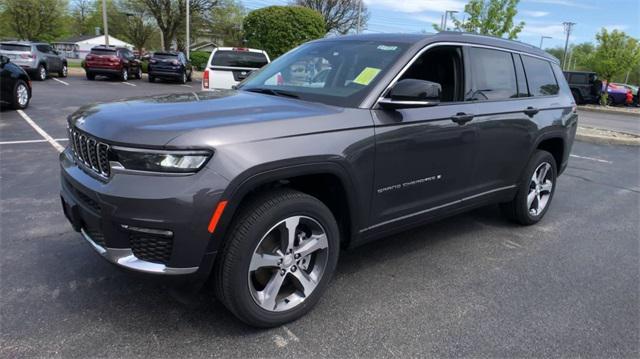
[
  {"xmin": 120, "ymin": 0, "xmax": 156, "ymax": 54},
  {"xmin": 70, "ymin": 0, "xmax": 96, "ymax": 36},
  {"xmin": 545, "ymin": 43, "xmax": 595, "ymax": 70},
  {"xmin": 85, "ymin": 0, "xmax": 130, "ymax": 39},
  {"xmin": 294, "ymin": 0, "xmax": 368, "ymax": 34},
  {"xmin": 435, "ymin": 0, "xmax": 524, "ymax": 39},
  {"xmin": 243, "ymin": 6, "xmax": 325, "ymax": 58},
  {"xmin": 207, "ymin": 0, "xmax": 245, "ymax": 46},
  {"xmin": 137, "ymin": 0, "xmax": 216, "ymax": 51},
  {"xmin": 587, "ymin": 29, "xmax": 640, "ymax": 103},
  {"xmin": 2, "ymin": 0, "xmax": 69, "ymax": 41}
]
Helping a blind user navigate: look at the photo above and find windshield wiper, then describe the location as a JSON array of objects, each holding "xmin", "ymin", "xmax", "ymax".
[{"xmin": 243, "ymin": 88, "xmax": 300, "ymax": 99}]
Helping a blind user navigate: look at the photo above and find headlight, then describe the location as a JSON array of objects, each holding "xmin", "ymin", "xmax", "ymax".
[{"xmin": 111, "ymin": 147, "xmax": 211, "ymax": 173}]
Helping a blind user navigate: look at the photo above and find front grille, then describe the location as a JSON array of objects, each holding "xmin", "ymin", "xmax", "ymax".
[
  {"xmin": 86, "ymin": 228, "xmax": 106, "ymax": 247},
  {"xmin": 68, "ymin": 128, "xmax": 110, "ymax": 177},
  {"xmin": 129, "ymin": 234, "xmax": 173, "ymax": 264}
]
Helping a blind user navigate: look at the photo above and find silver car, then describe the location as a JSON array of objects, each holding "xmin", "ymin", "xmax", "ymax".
[{"xmin": 0, "ymin": 41, "xmax": 68, "ymax": 81}]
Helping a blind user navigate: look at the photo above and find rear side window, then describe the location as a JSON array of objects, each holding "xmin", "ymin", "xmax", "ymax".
[
  {"xmin": 570, "ymin": 73, "xmax": 588, "ymax": 84},
  {"xmin": 91, "ymin": 48, "xmax": 116, "ymax": 56},
  {"xmin": 0, "ymin": 44, "xmax": 31, "ymax": 52},
  {"xmin": 211, "ymin": 51, "xmax": 268, "ymax": 68},
  {"xmin": 522, "ymin": 55, "xmax": 559, "ymax": 96},
  {"xmin": 468, "ymin": 47, "xmax": 517, "ymax": 100}
]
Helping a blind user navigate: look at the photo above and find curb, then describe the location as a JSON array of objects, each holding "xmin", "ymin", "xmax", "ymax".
[
  {"xmin": 576, "ymin": 127, "xmax": 640, "ymax": 146},
  {"xmin": 578, "ymin": 106, "xmax": 640, "ymax": 117}
]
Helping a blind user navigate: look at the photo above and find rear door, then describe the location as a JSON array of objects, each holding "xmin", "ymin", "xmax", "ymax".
[{"xmin": 463, "ymin": 47, "xmax": 535, "ymax": 194}]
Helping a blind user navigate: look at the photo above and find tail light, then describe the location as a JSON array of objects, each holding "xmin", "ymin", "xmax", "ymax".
[
  {"xmin": 203, "ymin": 70, "xmax": 209, "ymax": 88},
  {"xmin": 172, "ymin": 59, "xmax": 179, "ymax": 66},
  {"xmin": 109, "ymin": 56, "xmax": 120, "ymax": 62},
  {"xmin": 20, "ymin": 54, "xmax": 36, "ymax": 59}
]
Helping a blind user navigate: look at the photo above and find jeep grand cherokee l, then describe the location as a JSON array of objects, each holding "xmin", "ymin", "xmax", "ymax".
[
  {"xmin": 84, "ymin": 46, "xmax": 142, "ymax": 81},
  {"xmin": 60, "ymin": 32, "xmax": 577, "ymax": 327}
]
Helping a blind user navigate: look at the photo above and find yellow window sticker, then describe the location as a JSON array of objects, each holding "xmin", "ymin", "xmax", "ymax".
[{"xmin": 352, "ymin": 67, "xmax": 381, "ymax": 86}]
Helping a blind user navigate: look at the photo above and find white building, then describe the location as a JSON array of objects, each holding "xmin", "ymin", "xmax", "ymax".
[{"xmin": 52, "ymin": 35, "xmax": 134, "ymax": 59}]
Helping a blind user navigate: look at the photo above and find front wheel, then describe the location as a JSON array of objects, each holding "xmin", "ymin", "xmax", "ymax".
[
  {"xmin": 36, "ymin": 64, "xmax": 47, "ymax": 81},
  {"xmin": 180, "ymin": 70, "xmax": 187, "ymax": 84},
  {"xmin": 501, "ymin": 150, "xmax": 557, "ymax": 225},
  {"xmin": 215, "ymin": 189, "xmax": 340, "ymax": 327},
  {"xmin": 135, "ymin": 67, "xmax": 142, "ymax": 79},
  {"xmin": 120, "ymin": 67, "xmax": 129, "ymax": 81}
]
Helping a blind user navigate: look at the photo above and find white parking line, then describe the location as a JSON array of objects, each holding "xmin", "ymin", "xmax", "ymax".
[
  {"xmin": 121, "ymin": 82, "xmax": 136, "ymax": 87},
  {"xmin": 180, "ymin": 84, "xmax": 192, "ymax": 88},
  {"xmin": 0, "ymin": 138, "xmax": 67, "ymax": 145},
  {"xmin": 52, "ymin": 78, "xmax": 69, "ymax": 86},
  {"xmin": 15, "ymin": 110, "xmax": 65, "ymax": 152},
  {"xmin": 570, "ymin": 154, "xmax": 612, "ymax": 164}
]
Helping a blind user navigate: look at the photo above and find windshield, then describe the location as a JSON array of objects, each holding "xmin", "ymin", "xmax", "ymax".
[
  {"xmin": 238, "ymin": 40, "xmax": 409, "ymax": 108},
  {"xmin": 211, "ymin": 50, "xmax": 268, "ymax": 68}
]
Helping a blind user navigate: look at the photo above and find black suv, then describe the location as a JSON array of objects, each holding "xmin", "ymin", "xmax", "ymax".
[
  {"xmin": 563, "ymin": 70, "xmax": 602, "ymax": 104},
  {"xmin": 60, "ymin": 32, "xmax": 577, "ymax": 327},
  {"xmin": 147, "ymin": 51, "xmax": 193, "ymax": 84}
]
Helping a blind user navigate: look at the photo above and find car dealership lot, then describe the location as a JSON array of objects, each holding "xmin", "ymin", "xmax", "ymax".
[{"xmin": 1, "ymin": 75, "xmax": 638, "ymax": 357}]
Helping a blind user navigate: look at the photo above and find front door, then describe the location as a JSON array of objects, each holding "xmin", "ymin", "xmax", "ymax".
[{"xmin": 369, "ymin": 45, "xmax": 478, "ymax": 228}]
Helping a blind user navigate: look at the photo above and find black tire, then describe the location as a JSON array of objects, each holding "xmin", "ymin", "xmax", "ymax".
[
  {"xmin": 571, "ymin": 89, "xmax": 583, "ymax": 105},
  {"xmin": 180, "ymin": 70, "xmax": 187, "ymax": 84},
  {"xmin": 59, "ymin": 63, "xmax": 68, "ymax": 78},
  {"xmin": 148, "ymin": 75, "xmax": 155, "ymax": 83},
  {"xmin": 12, "ymin": 80, "xmax": 30, "ymax": 110},
  {"xmin": 214, "ymin": 189, "xmax": 340, "ymax": 327},
  {"xmin": 86, "ymin": 71, "xmax": 95, "ymax": 80},
  {"xmin": 187, "ymin": 70, "xmax": 192, "ymax": 82},
  {"xmin": 501, "ymin": 150, "xmax": 557, "ymax": 225},
  {"xmin": 121, "ymin": 67, "xmax": 129, "ymax": 81},
  {"xmin": 135, "ymin": 66, "xmax": 142, "ymax": 79},
  {"xmin": 36, "ymin": 64, "xmax": 47, "ymax": 81}
]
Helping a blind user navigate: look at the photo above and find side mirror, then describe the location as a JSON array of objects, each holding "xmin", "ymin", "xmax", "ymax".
[{"xmin": 379, "ymin": 79, "xmax": 441, "ymax": 109}]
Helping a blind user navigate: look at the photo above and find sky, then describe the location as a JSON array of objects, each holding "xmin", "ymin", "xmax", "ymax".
[{"xmin": 241, "ymin": 0, "xmax": 640, "ymax": 49}]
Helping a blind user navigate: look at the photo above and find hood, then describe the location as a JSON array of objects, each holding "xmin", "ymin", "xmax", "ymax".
[{"xmin": 70, "ymin": 90, "xmax": 345, "ymax": 147}]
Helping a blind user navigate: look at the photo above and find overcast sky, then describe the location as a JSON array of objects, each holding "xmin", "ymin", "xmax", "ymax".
[{"xmin": 242, "ymin": 0, "xmax": 640, "ymax": 49}]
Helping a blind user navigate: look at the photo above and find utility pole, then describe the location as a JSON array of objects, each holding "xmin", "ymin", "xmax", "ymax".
[
  {"xmin": 356, "ymin": 0, "xmax": 362, "ymax": 34},
  {"xmin": 539, "ymin": 35, "xmax": 551, "ymax": 48},
  {"xmin": 186, "ymin": 0, "xmax": 190, "ymax": 59},
  {"xmin": 562, "ymin": 22, "xmax": 576, "ymax": 70},
  {"xmin": 102, "ymin": 0, "xmax": 109, "ymax": 46}
]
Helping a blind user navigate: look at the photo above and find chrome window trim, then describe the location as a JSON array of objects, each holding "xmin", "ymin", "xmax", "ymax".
[
  {"xmin": 371, "ymin": 41, "xmax": 559, "ymax": 109},
  {"xmin": 360, "ymin": 185, "xmax": 517, "ymax": 232}
]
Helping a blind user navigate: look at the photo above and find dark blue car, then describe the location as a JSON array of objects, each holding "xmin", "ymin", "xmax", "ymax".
[{"xmin": 148, "ymin": 51, "xmax": 193, "ymax": 84}]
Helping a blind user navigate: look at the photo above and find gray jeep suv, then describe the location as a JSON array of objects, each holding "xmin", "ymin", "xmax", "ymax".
[
  {"xmin": 0, "ymin": 41, "xmax": 68, "ymax": 81},
  {"xmin": 60, "ymin": 32, "xmax": 577, "ymax": 327}
]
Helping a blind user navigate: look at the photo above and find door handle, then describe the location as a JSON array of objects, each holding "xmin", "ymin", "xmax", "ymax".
[
  {"xmin": 524, "ymin": 106, "xmax": 539, "ymax": 117},
  {"xmin": 451, "ymin": 112, "xmax": 474, "ymax": 125}
]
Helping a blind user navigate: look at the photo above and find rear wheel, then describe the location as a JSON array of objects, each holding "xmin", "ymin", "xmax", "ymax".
[
  {"xmin": 501, "ymin": 150, "xmax": 557, "ymax": 225},
  {"xmin": 215, "ymin": 189, "xmax": 339, "ymax": 327},
  {"xmin": 36, "ymin": 64, "xmax": 47, "ymax": 81},
  {"xmin": 12, "ymin": 80, "xmax": 30, "ymax": 109},
  {"xmin": 59, "ymin": 64, "xmax": 68, "ymax": 78},
  {"xmin": 180, "ymin": 70, "xmax": 187, "ymax": 84},
  {"xmin": 121, "ymin": 67, "xmax": 129, "ymax": 81}
]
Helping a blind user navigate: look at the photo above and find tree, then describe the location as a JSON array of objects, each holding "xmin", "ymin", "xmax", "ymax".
[
  {"xmin": 2, "ymin": 0, "xmax": 68, "ymax": 41},
  {"xmin": 434, "ymin": 0, "xmax": 524, "ymax": 40},
  {"xmin": 121, "ymin": 0, "xmax": 156, "ymax": 54},
  {"xmin": 207, "ymin": 0, "xmax": 245, "ymax": 46},
  {"xmin": 587, "ymin": 29, "xmax": 640, "ymax": 102},
  {"xmin": 294, "ymin": 0, "xmax": 368, "ymax": 34},
  {"xmin": 138, "ymin": 0, "xmax": 216, "ymax": 51},
  {"xmin": 85, "ymin": 0, "xmax": 130, "ymax": 39},
  {"xmin": 243, "ymin": 6, "xmax": 325, "ymax": 58},
  {"xmin": 545, "ymin": 43, "xmax": 595, "ymax": 70},
  {"xmin": 70, "ymin": 0, "xmax": 95, "ymax": 36}
]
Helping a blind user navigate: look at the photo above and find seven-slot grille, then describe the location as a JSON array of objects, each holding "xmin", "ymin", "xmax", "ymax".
[{"xmin": 68, "ymin": 128, "xmax": 110, "ymax": 177}]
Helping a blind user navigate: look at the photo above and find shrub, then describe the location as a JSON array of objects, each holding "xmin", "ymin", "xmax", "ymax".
[
  {"xmin": 190, "ymin": 51, "xmax": 211, "ymax": 71},
  {"xmin": 243, "ymin": 6, "xmax": 325, "ymax": 59}
]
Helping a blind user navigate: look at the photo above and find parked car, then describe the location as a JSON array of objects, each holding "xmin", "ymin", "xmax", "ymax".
[
  {"xmin": 0, "ymin": 55, "xmax": 32, "ymax": 109},
  {"xmin": 0, "ymin": 41, "xmax": 67, "ymax": 81},
  {"xmin": 612, "ymin": 83, "xmax": 639, "ymax": 105},
  {"xmin": 202, "ymin": 47, "xmax": 270, "ymax": 90},
  {"xmin": 602, "ymin": 82, "xmax": 630, "ymax": 105},
  {"xmin": 60, "ymin": 32, "xmax": 577, "ymax": 327},
  {"xmin": 563, "ymin": 70, "xmax": 601, "ymax": 104},
  {"xmin": 148, "ymin": 51, "xmax": 193, "ymax": 84},
  {"xmin": 83, "ymin": 46, "xmax": 142, "ymax": 81}
]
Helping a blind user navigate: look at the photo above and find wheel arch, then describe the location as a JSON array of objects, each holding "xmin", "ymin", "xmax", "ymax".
[
  {"xmin": 533, "ymin": 133, "xmax": 565, "ymax": 174},
  {"xmin": 207, "ymin": 160, "xmax": 362, "ymax": 253}
]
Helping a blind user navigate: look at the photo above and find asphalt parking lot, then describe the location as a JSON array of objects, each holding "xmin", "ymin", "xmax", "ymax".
[{"xmin": 1, "ymin": 74, "xmax": 639, "ymax": 358}]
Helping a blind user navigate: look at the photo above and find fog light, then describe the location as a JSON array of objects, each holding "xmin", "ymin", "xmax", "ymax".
[{"xmin": 120, "ymin": 224, "xmax": 173, "ymax": 238}]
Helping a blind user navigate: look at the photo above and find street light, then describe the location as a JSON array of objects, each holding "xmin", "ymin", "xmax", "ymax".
[
  {"xmin": 539, "ymin": 36, "xmax": 551, "ymax": 48},
  {"xmin": 443, "ymin": 10, "xmax": 458, "ymax": 31}
]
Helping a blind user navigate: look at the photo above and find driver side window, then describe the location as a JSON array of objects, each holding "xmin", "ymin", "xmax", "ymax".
[{"xmin": 397, "ymin": 46, "xmax": 464, "ymax": 102}]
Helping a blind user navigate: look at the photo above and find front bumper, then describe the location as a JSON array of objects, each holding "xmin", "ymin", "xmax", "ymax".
[{"xmin": 59, "ymin": 147, "xmax": 229, "ymax": 276}]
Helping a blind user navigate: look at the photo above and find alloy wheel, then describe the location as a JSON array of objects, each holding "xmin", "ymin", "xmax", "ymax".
[
  {"xmin": 527, "ymin": 162, "xmax": 553, "ymax": 216},
  {"xmin": 16, "ymin": 84, "xmax": 28, "ymax": 107},
  {"xmin": 62, "ymin": 65, "xmax": 68, "ymax": 77},
  {"xmin": 39, "ymin": 66, "xmax": 46, "ymax": 80},
  {"xmin": 122, "ymin": 68, "xmax": 128, "ymax": 81},
  {"xmin": 248, "ymin": 215, "xmax": 329, "ymax": 312}
]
